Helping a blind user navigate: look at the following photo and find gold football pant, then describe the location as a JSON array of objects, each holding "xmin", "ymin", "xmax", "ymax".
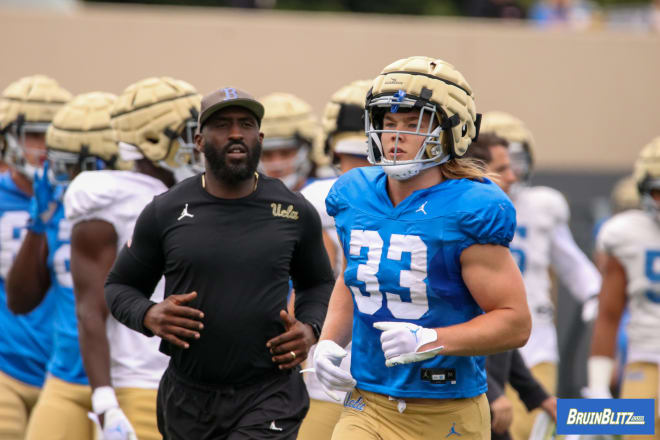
[
  {"xmin": 116, "ymin": 387, "xmax": 160, "ymax": 440},
  {"xmin": 331, "ymin": 388, "xmax": 490, "ymax": 440},
  {"xmin": 22, "ymin": 378, "xmax": 160, "ymax": 440},
  {"xmin": 0, "ymin": 370, "xmax": 41, "ymax": 440},
  {"xmin": 297, "ymin": 398, "xmax": 343, "ymax": 440},
  {"xmin": 506, "ymin": 361, "xmax": 556, "ymax": 440},
  {"xmin": 24, "ymin": 376, "xmax": 93, "ymax": 440},
  {"xmin": 620, "ymin": 362, "xmax": 660, "ymax": 440}
]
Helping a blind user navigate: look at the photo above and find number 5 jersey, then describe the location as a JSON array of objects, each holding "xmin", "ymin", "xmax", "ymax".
[{"xmin": 326, "ymin": 167, "xmax": 516, "ymax": 399}]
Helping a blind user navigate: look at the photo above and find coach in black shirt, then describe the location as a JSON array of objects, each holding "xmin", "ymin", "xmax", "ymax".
[{"xmin": 105, "ymin": 87, "xmax": 335, "ymax": 439}]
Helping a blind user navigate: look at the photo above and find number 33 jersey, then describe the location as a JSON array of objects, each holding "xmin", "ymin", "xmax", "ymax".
[
  {"xmin": 326, "ymin": 167, "xmax": 516, "ymax": 399},
  {"xmin": 596, "ymin": 209, "xmax": 660, "ymax": 361}
]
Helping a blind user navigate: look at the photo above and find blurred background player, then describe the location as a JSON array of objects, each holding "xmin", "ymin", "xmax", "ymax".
[
  {"xmin": 464, "ymin": 132, "xmax": 558, "ymax": 439},
  {"xmin": 258, "ymin": 92, "xmax": 328, "ymax": 190},
  {"xmin": 64, "ymin": 77, "xmax": 201, "ymax": 440},
  {"xmin": 479, "ymin": 110, "xmax": 602, "ymax": 440},
  {"xmin": 589, "ymin": 137, "xmax": 660, "ymax": 439},
  {"xmin": 301, "ymin": 79, "xmax": 371, "ymax": 273},
  {"xmin": 6, "ymin": 91, "xmax": 121, "ymax": 440},
  {"xmin": 297, "ymin": 79, "xmax": 371, "ymax": 440},
  {"xmin": 0, "ymin": 74, "xmax": 71, "ymax": 440},
  {"xmin": 316, "ymin": 56, "xmax": 531, "ymax": 440}
]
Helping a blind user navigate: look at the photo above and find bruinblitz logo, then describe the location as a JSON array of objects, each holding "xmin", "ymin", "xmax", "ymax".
[
  {"xmin": 566, "ymin": 408, "xmax": 645, "ymax": 426},
  {"xmin": 557, "ymin": 399, "xmax": 654, "ymax": 435}
]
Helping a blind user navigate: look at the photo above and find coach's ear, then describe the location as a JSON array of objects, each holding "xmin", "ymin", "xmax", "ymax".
[{"xmin": 195, "ymin": 131, "xmax": 205, "ymax": 154}]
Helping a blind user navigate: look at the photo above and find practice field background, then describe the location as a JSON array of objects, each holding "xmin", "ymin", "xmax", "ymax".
[{"xmin": 1, "ymin": 0, "xmax": 658, "ymax": 396}]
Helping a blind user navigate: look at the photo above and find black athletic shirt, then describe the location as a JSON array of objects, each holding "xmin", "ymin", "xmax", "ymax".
[{"xmin": 105, "ymin": 173, "xmax": 334, "ymax": 385}]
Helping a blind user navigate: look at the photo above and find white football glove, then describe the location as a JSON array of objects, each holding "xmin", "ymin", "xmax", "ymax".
[
  {"xmin": 312, "ymin": 340, "xmax": 356, "ymax": 401},
  {"xmin": 373, "ymin": 322, "xmax": 444, "ymax": 367},
  {"xmin": 90, "ymin": 387, "xmax": 138, "ymax": 440}
]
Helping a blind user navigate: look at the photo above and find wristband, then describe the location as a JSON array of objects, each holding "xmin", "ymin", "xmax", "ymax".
[
  {"xmin": 587, "ymin": 356, "xmax": 614, "ymax": 391},
  {"xmin": 92, "ymin": 386, "xmax": 119, "ymax": 415}
]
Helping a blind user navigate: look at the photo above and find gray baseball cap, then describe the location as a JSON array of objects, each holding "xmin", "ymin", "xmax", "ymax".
[{"xmin": 198, "ymin": 87, "xmax": 264, "ymax": 127}]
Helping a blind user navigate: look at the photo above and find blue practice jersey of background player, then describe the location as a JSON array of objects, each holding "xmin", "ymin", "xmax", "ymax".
[
  {"xmin": 326, "ymin": 166, "xmax": 516, "ymax": 399},
  {"xmin": 0, "ymin": 171, "xmax": 55, "ymax": 387},
  {"xmin": 45, "ymin": 197, "xmax": 87, "ymax": 385}
]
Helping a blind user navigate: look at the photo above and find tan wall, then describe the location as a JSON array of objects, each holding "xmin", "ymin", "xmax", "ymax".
[{"xmin": 0, "ymin": 3, "xmax": 658, "ymax": 171}]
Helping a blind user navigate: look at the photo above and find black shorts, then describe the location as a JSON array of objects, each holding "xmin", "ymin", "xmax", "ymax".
[{"xmin": 157, "ymin": 366, "xmax": 309, "ymax": 440}]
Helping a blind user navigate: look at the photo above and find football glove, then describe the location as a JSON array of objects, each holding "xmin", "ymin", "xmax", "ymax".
[
  {"xmin": 312, "ymin": 340, "xmax": 356, "ymax": 401},
  {"xmin": 90, "ymin": 386, "xmax": 138, "ymax": 440},
  {"xmin": 27, "ymin": 161, "xmax": 57, "ymax": 234},
  {"xmin": 373, "ymin": 321, "xmax": 444, "ymax": 367}
]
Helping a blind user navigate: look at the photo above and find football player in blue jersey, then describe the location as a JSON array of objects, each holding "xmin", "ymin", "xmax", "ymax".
[
  {"xmin": 6, "ymin": 92, "xmax": 123, "ymax": 440},
  {"xmin": 312, "ymin": 56, "xmax": 532, "ymax": 440},
  {"xmin": 0, "ymin": 75, "xmax": 71, "ymax": 440}
]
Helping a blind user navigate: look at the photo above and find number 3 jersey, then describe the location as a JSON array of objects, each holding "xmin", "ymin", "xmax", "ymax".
[
  {"xmin": 0, "ymin": 171, "xmax": 55, "ymax": 387},
  {"xmin": 596, "ymin": 209, "xmax": 660, "ymax": 362},
  {"xmin": 326, "ymin": 167, "xmax": 516, "ymax": 399}
]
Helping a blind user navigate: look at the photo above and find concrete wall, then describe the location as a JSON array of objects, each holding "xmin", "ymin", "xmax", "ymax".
[{"xmin": 0, "ymin": 3, "xmax": 658, "ymax": 171}]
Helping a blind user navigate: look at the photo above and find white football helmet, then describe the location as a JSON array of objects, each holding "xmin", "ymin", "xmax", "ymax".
[
  {"xmin": 634, "ymin": 136, "xmax": 660, "ymax": 223},
  {"xmin": 259, "ymin": 92, "xmax": 322, "ymax": 189},
  {"xmin": 111, "ymin": 77, "xmax": 201, "ymax": 182},
  {"xmin": 46, "ymin": 92, "xmax": 123, "ymax": 185},
  {"xmin": 480, "ymin": 111, "xmax": 535, "ymax": 185},
  {"xmin": 322, "ymin": 79, "xmax": 371, "ymax": 160},
  {"xmin": 0, "ymin": 74, "xmax": 72, "ymax": 178},
  {"xmin": 365, "ymin": 56, "xmax": 480, "ymax": 180}
]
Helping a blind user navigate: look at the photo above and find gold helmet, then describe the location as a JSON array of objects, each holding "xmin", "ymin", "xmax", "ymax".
[
  {"xmin": 111, "ymin": 77, "xmax": 201, "ymax": 180},
  {"xmin": 46, "ymin": 92, "xmax": 122, "ymax": 184},
  {"xmin": 0, "ymin": 74, "xmax": 72, "ymax": 177},
  {"xmin": 365, "ymin": 56, "xmax": 480, "ymax": 180},
  {"xmin": 610, "ymin": 175, "xmax": 640, "ymax": 214},
  {"xmin": 322, "ymin": 79, "xmax": 371, "ymax": 159},
  {"xmin": 634, "ymin": 137, "xmax": 660, "ymax": 222},
  {"xmin": 259, "ymin": 92, "xmax": 322, "ymax": 189},
  {"xmin": 481, "ymin": 111, "xmax": 535, "ymax": 183}
]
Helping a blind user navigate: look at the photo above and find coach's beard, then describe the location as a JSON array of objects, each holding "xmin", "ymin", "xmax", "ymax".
[{"xmin": 204, "ymin": 139, "xmax": 262, "ymax": 186}]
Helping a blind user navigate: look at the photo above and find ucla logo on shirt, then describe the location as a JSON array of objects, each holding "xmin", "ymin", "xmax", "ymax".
[
  {"xmin": 556, "ymin": 399, "xmax": 655, "ymax": 435},
  {"xmin": 343, "ymin": 392, "xmax": 366, "ymax": 412},
  {"xmin": 271, "ymin": 203, "xmax": 299, "ymax": 220}
]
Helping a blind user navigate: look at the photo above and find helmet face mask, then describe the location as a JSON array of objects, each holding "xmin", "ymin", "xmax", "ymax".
[
  {"xmin": 4, "ymin": 121, "xmax": 49, "ymax": 179},
  {"xmin": 166, "ymin": 117, "xmax": 203, "ymax": 179},
  {"xmin": 366, "ymin": 93, "xmax": 449, "ymax": 181},
  {"xmin": 260, "ymin": 137, "xmax": 312, "ymax": 190},
  {"xmin": 508, "ymin": 141, "xmax": 532, "ymax": 184},
  {"xmin": 47, "ymin": 149, "xmax": 106, "ymax": 185}
]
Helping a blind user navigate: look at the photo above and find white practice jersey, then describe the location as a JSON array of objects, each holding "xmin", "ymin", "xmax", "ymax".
[
  {"xmin": 300, "ymin": 177, "xmax": 351, "ymax": 403},
  {"xmin": 64, "ymin": 170, "xmax": 169, "ymax": 389},
  {"xmin": 511, "ymin": 185, "xmax": 601, "ymax": 367},
  {"xmin": 300, "ymin": 178, "xmax": 342, "ymax": 274},
  {"xmin": 597, "ymin": 209, "xmax": 660, "ymax": 362}
]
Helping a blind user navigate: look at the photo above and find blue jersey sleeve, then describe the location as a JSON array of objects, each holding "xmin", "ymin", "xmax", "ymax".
[
  {"xmin": 325, "ymin": 175, "xmax": 347, "ymax": 219},
  {"xmin": 458, "ymin": 186, "xmax": 516, "ymax": 253}
]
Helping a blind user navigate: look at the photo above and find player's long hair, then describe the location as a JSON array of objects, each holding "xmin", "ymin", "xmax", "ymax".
[{"xmin": 439, "ymin": 156, "xmax": 494, "ymax": 182}]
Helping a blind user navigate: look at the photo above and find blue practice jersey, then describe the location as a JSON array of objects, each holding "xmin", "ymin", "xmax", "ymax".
[
  {"xmin": 45, "ymin": 199, "xmax": 87, "ymax": 385},
  {"xmin": 326, "ymin": 167, "xmax": 516, "ymax": 399},
  {"xmin": 0, "ymin": 172, "xmax": 55, "ymax": 387}
]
